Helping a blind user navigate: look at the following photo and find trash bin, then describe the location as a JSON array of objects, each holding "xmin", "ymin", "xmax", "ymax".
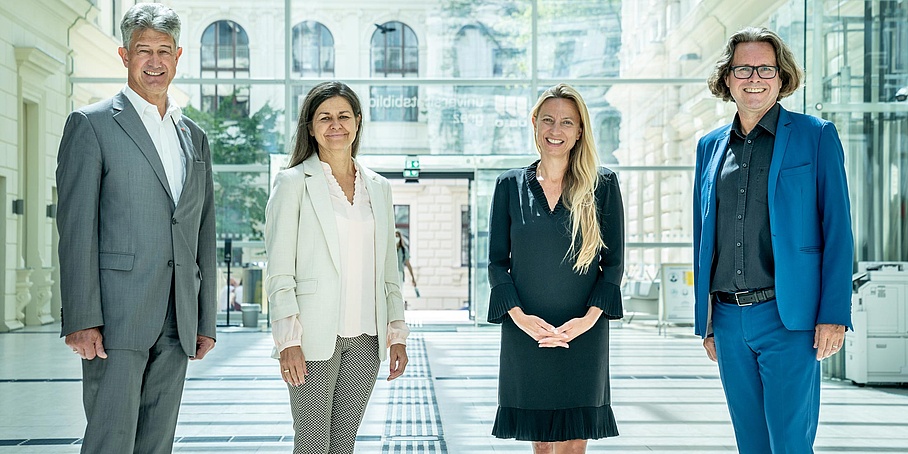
[
  {"xmin": 242, "ymin": 267, "xmax": 263, "ymax": 305},
  {"xmin": 241, "ymin": 303, "xmax": 260, "ymax": 328}
]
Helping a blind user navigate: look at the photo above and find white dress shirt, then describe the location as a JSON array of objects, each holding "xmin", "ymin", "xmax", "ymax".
[
  {"xmin": 123, "ymin": 86, "xmax": 186, "ymax": 204},
  {"xmin": 273, "ymin": 159, "xmax": 409, "ymax": 353}
]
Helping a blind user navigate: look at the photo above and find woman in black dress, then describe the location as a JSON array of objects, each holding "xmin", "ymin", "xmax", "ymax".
[{"xmin": 487, "ymin": 83, "xmax": 624, "ymax": 453}]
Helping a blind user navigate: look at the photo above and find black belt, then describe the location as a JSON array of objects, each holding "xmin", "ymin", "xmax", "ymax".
[{"xmin": 714, "ymin": 288, "xmax": 776, "ymax": 306}]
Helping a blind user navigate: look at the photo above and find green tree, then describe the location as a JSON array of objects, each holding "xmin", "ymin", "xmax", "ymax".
[{"xmin": 184, "ymin": 95, "xmax": 283, "ymax": 241}]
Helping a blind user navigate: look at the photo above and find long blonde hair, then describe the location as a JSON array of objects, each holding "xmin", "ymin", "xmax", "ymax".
[{"xmin": 531, "ymin": 83, "xmax": 604, "ymax": 274}]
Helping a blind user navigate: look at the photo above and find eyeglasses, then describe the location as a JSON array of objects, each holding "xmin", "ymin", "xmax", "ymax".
[{"xmin": 730, "ymin": 65, "xmax": 779, "ymax": 79}]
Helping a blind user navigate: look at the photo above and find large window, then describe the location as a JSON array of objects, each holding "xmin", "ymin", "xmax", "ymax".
[
  {"xmin": 292, "ymin": 20, "xmax": 334, "ymax": 76},
  {"xmin": 370, "ymin": 21, "xmax": 418, "ymax": 122},
  {"xmin": 69, "ymin": 0, "xmax": 908, "ymax": 318},
  {"xmin": 454, "ymin": 25, "xmax": 500, "ymax": 77},
  {"xmin": 200, "ymin": 20, "xmax": 250, "ymax": 115},
  {"xmin": 291, "ymin": 20, "xmax": 335, "ymax": 115}
]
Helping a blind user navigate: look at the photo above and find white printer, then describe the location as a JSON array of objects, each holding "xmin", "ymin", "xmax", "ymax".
[{"xmin": 846, "ymin": 262, "xmax": 908, "ymax": 385}]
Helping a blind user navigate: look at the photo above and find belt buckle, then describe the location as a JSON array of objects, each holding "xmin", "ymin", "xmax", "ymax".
[{"xmin": 733, "ymin": 291, "xmax": 753, "ymax": 306}]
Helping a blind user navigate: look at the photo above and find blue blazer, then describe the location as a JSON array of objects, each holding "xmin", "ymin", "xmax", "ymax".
[{"xmin": 693, "ymin": 105, "xmax": 854, "ymax": 337}]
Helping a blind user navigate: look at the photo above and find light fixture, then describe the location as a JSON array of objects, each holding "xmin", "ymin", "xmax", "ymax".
[{"xmin": 895, "ymin": 87, "xmax": 908, "ymax": 102}]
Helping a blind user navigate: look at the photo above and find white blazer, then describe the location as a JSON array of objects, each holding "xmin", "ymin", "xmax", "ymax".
[{"xmin": 264, "ymin": 154, "xmax": 405, "ymax": 361}]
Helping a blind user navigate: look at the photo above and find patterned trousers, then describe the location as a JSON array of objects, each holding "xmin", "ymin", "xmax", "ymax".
[{"xmin": 287, "ymin": 334, "xmax": 380, "ymax": 454}]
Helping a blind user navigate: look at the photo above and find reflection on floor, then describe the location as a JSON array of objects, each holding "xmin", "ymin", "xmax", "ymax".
[{"xmin": 1, "ymin": 311, "xmax": 907, "ymax": 453}]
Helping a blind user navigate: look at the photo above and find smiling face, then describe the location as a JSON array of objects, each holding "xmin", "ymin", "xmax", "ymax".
[
  {"xmin": 726, "ymin": 41, "xmax": 781, "ymax": 121},
  {"xmin": 309, "ymin": 96, "xmax": 360, "ymax": 156},
  {"xmin": 532, "ymin": 98, "xmax": 582, "ymax": 160},
  {"xmin": 118, "ymin": 28, "xmax": 181, "ymax": 110}
]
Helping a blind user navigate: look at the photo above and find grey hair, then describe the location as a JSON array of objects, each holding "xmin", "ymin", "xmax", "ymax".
[{"xmin": 120, "ymin": 3, "xmax": 181, "ymax": 50}]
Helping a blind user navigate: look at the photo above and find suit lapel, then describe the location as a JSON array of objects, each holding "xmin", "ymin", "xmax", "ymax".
[
  {"xmin": 768, "ymin": 106, "xmax": 792, "ymax": 210},
  {"xmin": 303, "ymin": 156, "xmax": 341, "ymax": 272},
  {"xmin": 113, "ymin": 92, "xmax": 175, "ymax": 205},
  {"xmin": 705, "ymin": 128, "xmax": 730, "ymax": 221},
  {"xmin": 362, "ymin": 166, "xmax": 388, "ymax": 273},
  {"xmin": 174, "ymin": 118, "xmax": 196, "ymax": 201}
]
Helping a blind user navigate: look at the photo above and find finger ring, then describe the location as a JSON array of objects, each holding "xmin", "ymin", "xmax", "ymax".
[
  {"xmin": 73, "ymin": 350, "xmax": 78, "ymax": 353},
  {"xmin": 283, "ymin": 369, "xmax": 291, "ymax": 373},
  {"xmin": 833, "ymin": 345, "xmax": 839, "ymax": 349}
]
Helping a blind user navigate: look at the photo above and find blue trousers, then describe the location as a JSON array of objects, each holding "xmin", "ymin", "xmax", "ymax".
[{"xmin": 712, "ymin": 299, "xmax": 820, "ymax": 454}]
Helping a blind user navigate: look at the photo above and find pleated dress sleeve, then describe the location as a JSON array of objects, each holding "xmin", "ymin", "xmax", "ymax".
[
  {"xmin": 487, "ymin": 171, "xmax": 524, "ymax": 324},
  {"xmin": 585, "ymin": 168, "xmax": 625, "ymax": 320}
]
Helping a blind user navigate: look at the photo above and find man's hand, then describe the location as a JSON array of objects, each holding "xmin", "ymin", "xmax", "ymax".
[
  {"xmin": 192, "ymin": 335, "xmax": 215, "ymax": 360},
  {"xmin": 815, "ymin": 324, "xmax": 845, "ymax": 360},
  {"xmin": 388, "ymin": 344, "xmax": 408, "ymax": 381},
  {"xmin": 65, "ymin": 327, "xmax": 107, "ymax": 360},
  {"xmin": 703, "ymin": 337, "xmax": 718, "ymax": 362}
]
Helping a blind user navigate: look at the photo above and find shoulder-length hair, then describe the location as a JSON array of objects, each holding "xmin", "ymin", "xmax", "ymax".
[
  {"xmin": 530, "ymin": 83, "xmax": 604, "ymax": 274},
  {"xmin": 707, "ymin": 27, "xmax": 803, "ymax": 102},
  {"xmin": 288, "ymin": 81, "xmax": 363, "ymax": 168}
]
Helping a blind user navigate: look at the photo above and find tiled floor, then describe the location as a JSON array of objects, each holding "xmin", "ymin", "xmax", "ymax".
[{"xmin": 1, "ymin": 312, "xmax": 907, "ymax": 453}]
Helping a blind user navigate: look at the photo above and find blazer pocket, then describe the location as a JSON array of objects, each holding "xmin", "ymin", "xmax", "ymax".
[
  {"xmin": 780, "ymin": 163, "xmax": 812, "ymax": 177},
  {"xmin": 193, "ymin": 160, "xmax": 207, "ymax": 172},
  {"xmin": 295, "ymin": 278, "xmax": 318, "ymax": 295},
  {"xmin": 99, "ymin": 252, "xmax": 135, "ymax": 271}
]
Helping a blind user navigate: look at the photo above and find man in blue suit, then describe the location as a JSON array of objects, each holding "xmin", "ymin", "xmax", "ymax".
[{"xmin": 693, "ymin": 27, "xmax": 853, "ymax": 453}]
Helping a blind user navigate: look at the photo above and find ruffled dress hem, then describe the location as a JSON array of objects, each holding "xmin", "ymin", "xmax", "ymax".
[{"xmin": 491, "ymin": 405, "xmax": 619, "ymax": 441}]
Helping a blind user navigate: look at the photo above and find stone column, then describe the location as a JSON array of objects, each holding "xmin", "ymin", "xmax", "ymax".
[
  {"xmin": 14, "ymin": 268, "xmax": 33, "ymax": 328},
  {"xmin": 25, "ymin": 266, "xmax": 54, "ymax": 325}
]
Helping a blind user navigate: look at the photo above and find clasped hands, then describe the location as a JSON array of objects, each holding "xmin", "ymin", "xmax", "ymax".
[{"xmin": 508, "ymin": 306, "xmax": 602, "ymax": 348}]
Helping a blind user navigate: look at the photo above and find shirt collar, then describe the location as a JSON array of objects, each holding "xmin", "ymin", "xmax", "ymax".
[
  {"xmin": 731, "ymin": 102, "xmax": 780, "ymax": 139},
  {"xmin": 122, "ymin": 85, "xmax": 182, "ymax": 123}
]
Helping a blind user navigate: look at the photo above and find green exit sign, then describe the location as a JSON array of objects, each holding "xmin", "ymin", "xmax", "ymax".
[{"xmin": 404, "ymin": 155, "xmax": 419, "ymax": 182}]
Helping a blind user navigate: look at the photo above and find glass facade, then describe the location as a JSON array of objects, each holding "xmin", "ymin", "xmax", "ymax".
[{"xmin": 71, "ymin": 0, "xmax": 908, "ymax": 320}]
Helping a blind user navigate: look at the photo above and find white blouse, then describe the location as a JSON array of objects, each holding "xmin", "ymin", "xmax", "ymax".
[
  {"xmin": 122, "ymin": 86, "xmax": 185, "ymax": 204},
  {"xmin": 273, "ymin": 159, "xmax": 409, "ymax": 353}
]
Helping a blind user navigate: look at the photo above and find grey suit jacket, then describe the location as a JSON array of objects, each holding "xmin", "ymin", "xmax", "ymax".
[{"xmin": 56, "ymin": 90, "xmax": 217, "ymax": 356}]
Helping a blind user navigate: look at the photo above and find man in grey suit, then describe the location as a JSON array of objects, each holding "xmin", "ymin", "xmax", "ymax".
[{"xmin": 56, "ymin": 4, "xmax": 217, "ymax": 453}]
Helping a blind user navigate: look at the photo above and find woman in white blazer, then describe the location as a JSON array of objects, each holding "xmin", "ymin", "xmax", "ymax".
[{"xmin": 264, "ymin": 81, "xmax": 409, "ymax": 454}]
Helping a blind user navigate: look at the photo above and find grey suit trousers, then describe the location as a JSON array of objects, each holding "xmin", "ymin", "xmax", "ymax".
[{"xmin": 80, "ymin": 298, "xmax": 188, "ymax": 454}]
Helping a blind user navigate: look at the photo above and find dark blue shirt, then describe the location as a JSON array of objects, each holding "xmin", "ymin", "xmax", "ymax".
[{"xmin": 710, "ymin": 103, "xmax": 779, "ymax": 293}]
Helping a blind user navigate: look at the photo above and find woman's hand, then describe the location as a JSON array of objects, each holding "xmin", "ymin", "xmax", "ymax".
[
  {"xmin": 548, "ymin": 307, "xmax": 603, "ymax": 346},
  {"xmin": 388, "ymin": 344, "xmax": 408, "ymax": 381},
  {"xmin": 279, "ymin": 346, "xmax": 308, "ymax": 386},
  {"xmin": 508, "ymin": 307, "xmax": 567, "ymax": 346}
]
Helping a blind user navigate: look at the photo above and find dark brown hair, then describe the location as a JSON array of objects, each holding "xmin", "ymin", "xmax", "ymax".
[{"xmin": 288, "ymin": 81, "xmax": 363, "ymax": 168}]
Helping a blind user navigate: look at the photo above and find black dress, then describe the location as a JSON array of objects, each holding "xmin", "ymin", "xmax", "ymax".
[{"xmin": 487, "ymin": 161, "xmax": 624, "ymax": 442}]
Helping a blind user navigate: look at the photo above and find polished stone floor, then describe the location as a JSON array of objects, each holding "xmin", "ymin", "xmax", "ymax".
[{"xmin": 1, "ymin": 311, "xmax": 906, "ymax": 453}]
